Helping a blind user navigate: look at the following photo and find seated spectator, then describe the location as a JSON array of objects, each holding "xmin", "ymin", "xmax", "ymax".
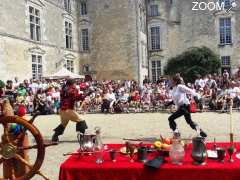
[
  {"xmin": 16, "ymin": 83, "xmax": 27, "ymax": 103},
  {"xmin": 34, "ymin": 89, "xmax": 48, "ymax": 115},
  {"xmin": 141, "ymin": 91, "xmax": 151, "ymax": 111},
  {"xmin": 201, "ymin": 85, "xmax": 212, "ymax": 110},
  {"xmin": 130, "ymin": 90, "xmax": 141, "ymax": 112},
  {"xmin": 227, "ymin": 82, "xmax": 240, "ymax": 109},
  {"xmin": 25, "ymin": 91, "xmax": 34, "ymax": 114},
  {"xmin": 101, "ymin": 89, "xmax": 114, "ymax": 113}
]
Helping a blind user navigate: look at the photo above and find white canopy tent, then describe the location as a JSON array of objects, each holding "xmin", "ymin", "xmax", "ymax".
[{"xmin": 44, "ymin": 67, "xmax": 85, "ymax": 79}]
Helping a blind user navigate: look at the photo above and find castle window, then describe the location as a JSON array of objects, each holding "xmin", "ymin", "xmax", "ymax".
[
  {"xmin": 80, "ymin": 1, "xmax": 87, "ymax": 15},
  {"xmin": 221, "ymin": 56, "xmax": 231, "ymax": 74},
  {"xmin": 65, "ymin": 21, "xmax": 73, "ymax": 49},
  {"xmin": 83, "ymin": 64, "xmax": 90, "ymax": 73},
  {"xmin": 149, "ymin": 5, "xmax": 159, "ymax": 17},
  {"xmin": 150, "ymin": 26, "xmax": 161, "ymax": 50},
  {"xmin": 219, "ymin": 0, "xmax": 231, "ymax": 9},
  {"xmin": 32, "ymin": 54, "xmax": 42, "ymax": 80},
  {"xmin": 64, "ymin": 60, "xmax": 74, "ymax": 72},
  {"xmin": 29, "ymin": 6, "xmax": 41, "ymax": 41},
  {"xmin": 221, "ymin": 56, "xmax": 231, "ymax": 66},
  {"xmin": 219, "ymin": 18, "xmax": 232, "ymax": 44},
  {"xmin": 81, "ymin": 29, "xmax": 89, "ymax": 51},
  {"xmin": 151, "ymin": 60, "xmax": 161, "ymax": 82},
  {"xmin": 64, "ymin": 0, "xmax": 71, "ymax": 13}
]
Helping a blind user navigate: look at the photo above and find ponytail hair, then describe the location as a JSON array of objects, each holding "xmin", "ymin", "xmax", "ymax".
[{"xmin": 172, "ymin": 75, "xmax": 182, "ymax": 85}]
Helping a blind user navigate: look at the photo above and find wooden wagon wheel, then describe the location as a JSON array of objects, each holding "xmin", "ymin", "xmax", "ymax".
[{"xmin": 0, "ymin": 116, "xmax": 48, "ymax": 180}]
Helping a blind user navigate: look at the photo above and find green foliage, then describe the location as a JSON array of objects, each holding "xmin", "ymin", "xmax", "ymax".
[
  {"xmin": 0, "ymin": 80, "xmax": 5, "ymax": 88},
  {"xmin": 164, "ymin": 46, "xmax": 221, "ymax": 82}
]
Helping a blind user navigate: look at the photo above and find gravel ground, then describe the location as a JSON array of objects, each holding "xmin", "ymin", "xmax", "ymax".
[{"xmin": 1, "ymin": 112, "xmax": 240, "ymax": 179}]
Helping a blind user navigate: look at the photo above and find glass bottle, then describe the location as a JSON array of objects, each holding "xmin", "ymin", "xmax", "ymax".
[
  {"xmin": 94, "ymin": 127, "xmax": 104, "ymax": 164},
  {"xmin": 169, "ymin": 136, "xmax": 185, "ymax": 165}
]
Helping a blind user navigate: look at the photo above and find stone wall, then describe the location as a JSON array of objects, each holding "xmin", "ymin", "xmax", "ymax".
[
  {"xmin": 79, "ymin": 0, "xmax": 144, "ymax": 81},
  {"xmin": 0, "ymin": 0, "xmax": 80, "ymax": 81}
]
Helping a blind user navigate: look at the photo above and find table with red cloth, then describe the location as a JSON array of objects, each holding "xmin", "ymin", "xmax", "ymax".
[{"xmin": 59, "ymin": 143, "xmax": 240, "ymax": 180}]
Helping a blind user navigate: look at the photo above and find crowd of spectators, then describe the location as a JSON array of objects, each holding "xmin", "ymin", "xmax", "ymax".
[{"xmin": 1, "ymin": 68, "xmax": 240, "ymax": 115}]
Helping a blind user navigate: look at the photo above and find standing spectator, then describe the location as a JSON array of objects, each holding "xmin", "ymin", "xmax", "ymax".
[
  {"xmin": 30, "ymin": 79, "xmax": 39, "ymax": 94},
  {"xmin": 13, "ymin": 77, "xmax": 20, "ymax": 89},
  {"xmin": 223, "ymin": 69, "xmax": 230, "ymax": 80},
  {"xmin": 206, "ymin": 74, "xmax": 217, "ymax": 88},
  {"xmin": 195, "ymin": 75, "xmax": 205, "ymax": 89}
]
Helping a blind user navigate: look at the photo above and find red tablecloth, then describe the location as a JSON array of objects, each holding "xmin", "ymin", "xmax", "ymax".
[{"xmin": 59, "ymin": 143, "xmax": 240, "ymax": 180}]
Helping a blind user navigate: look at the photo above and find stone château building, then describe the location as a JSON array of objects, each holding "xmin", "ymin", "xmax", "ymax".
[{"xmin": 0, "ymin": 0, "xmax": 239, "ymax": 83}]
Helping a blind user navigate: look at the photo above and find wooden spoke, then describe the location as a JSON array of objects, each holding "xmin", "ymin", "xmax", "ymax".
[
  {"xmin": 0, "ymin": 157, "xmax": 5, "ymax": 165},
  {"xmin": 2, "ymin": 123, "xmax": 10, "ymax": 143},
  {"xmin": 37, "ymin": 171, "xmax": 49, "ymax": 180},
  {"xmin": 18, "ymin": 141, "xmax": 58, "ymax": 150},
  {"xmin": 17, "ymin": 144, "xmax": 38, "ymax": 151},
  {"xmin": 14, "ymin": 154, "xmax": 33, "ymax": 169}
]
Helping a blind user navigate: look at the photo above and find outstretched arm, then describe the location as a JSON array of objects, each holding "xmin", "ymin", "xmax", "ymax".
[
  {"xmin": 165, "ymin": 100, "xmax": 174, "ymax": 107},
  {"xmin": 178, "ymin": 84, "xmax": 197, "ymax": 96}
]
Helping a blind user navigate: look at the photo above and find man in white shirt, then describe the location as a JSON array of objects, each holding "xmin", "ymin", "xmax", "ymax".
[
  {"xmin": 29, "ymin": 79, "xmax": 39, "ymax": 94},
  {"xmin": 206, "ymin": 74, "xmax": 217, "ymax": 88},
  {"xmin": 166, "ymin": 75, "xmax": 207, "ymax": 138}
]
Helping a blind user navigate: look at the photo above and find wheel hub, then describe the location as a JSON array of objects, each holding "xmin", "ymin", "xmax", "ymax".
[{"xmin": 1, "ymin": 143, "xmax": 17, "ymax": 159}]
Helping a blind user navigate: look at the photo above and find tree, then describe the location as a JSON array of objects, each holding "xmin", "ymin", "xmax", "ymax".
[{"xmin": 164, "ymin": 46, "xmax": 221, "ymax": 82}]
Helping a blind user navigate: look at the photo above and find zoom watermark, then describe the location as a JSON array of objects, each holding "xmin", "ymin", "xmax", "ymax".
[{"xmin": 192, "ymin": 0, "xmax": 237, "ymax": 12}]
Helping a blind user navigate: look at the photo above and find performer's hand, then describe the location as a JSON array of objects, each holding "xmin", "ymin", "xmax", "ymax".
[{"xmin": 164, "ymin": 101, "xmax": 174, "ymax": 107}]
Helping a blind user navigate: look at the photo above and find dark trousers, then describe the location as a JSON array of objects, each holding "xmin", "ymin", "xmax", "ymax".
[{"xmin": 168, "ymin": 104, "xmax": 197, "ymax": 131}]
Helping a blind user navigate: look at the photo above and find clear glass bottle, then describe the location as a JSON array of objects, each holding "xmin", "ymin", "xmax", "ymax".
[
  {"xmin": 94, "ymin": 127, "xmax": 104, "ymax": 164},
  {"xmin": 169, "ymin": 136, "xmax": 185, "ymax": 165}
]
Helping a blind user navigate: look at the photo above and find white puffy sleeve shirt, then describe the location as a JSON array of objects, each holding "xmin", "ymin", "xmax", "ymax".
[{"xmin": 171, "ymin": 84, "xmax": 197, "ymax": 108}]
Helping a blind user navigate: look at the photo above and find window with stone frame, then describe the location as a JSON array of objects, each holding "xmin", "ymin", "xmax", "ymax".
[
  {"xmin": 29, "ymin": 6, "xmax": 41, "ymax": 41},
  {"xmin": 64, "ymin": 0, "xmax": 71, "ymax": 13},
  {"xmin": 81, "ymin": 29, "xmax": 89, "ymax": 51},
  {"xmin": 65, "ymin": 21, "xmax": 73, "ymax": 49},
  {"xmin": 219, "ymin": 0, "xmax": 231, "ymax": 9},
  {"xmin": 150, "ymin": 26, "xmax": 161, "ymax": 50},
  {"xmin": 32, "ymin": 54, "xmax": 42, "ymax": 80},
  {"xmin": 80, "ymin": 1, "xmax": 87, "ymax": 15},
  {"xmin": 64, "ymin": 60, "xmax": 74, "ymax": 72},
  {"xmin": 151, "ymin": 60, "xmax": 161, "ymax": 82},
  {"xmin": 221, "ymin": 56, "xmax": 231, "ymax": 66},
  {"xmin": 149, "ymin": 4, "xmax": 159, "ymax": 17},
  {"xmin": 83, "ymin": 64, "xmax": 90, "ymax": 73},
  {"xmin": 219, "ymin": 18, "xmax": 232, "ymax": 45},
  {"xmin": 221, "ymin": 56, "xmax": 231, "ymax": 74}
]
